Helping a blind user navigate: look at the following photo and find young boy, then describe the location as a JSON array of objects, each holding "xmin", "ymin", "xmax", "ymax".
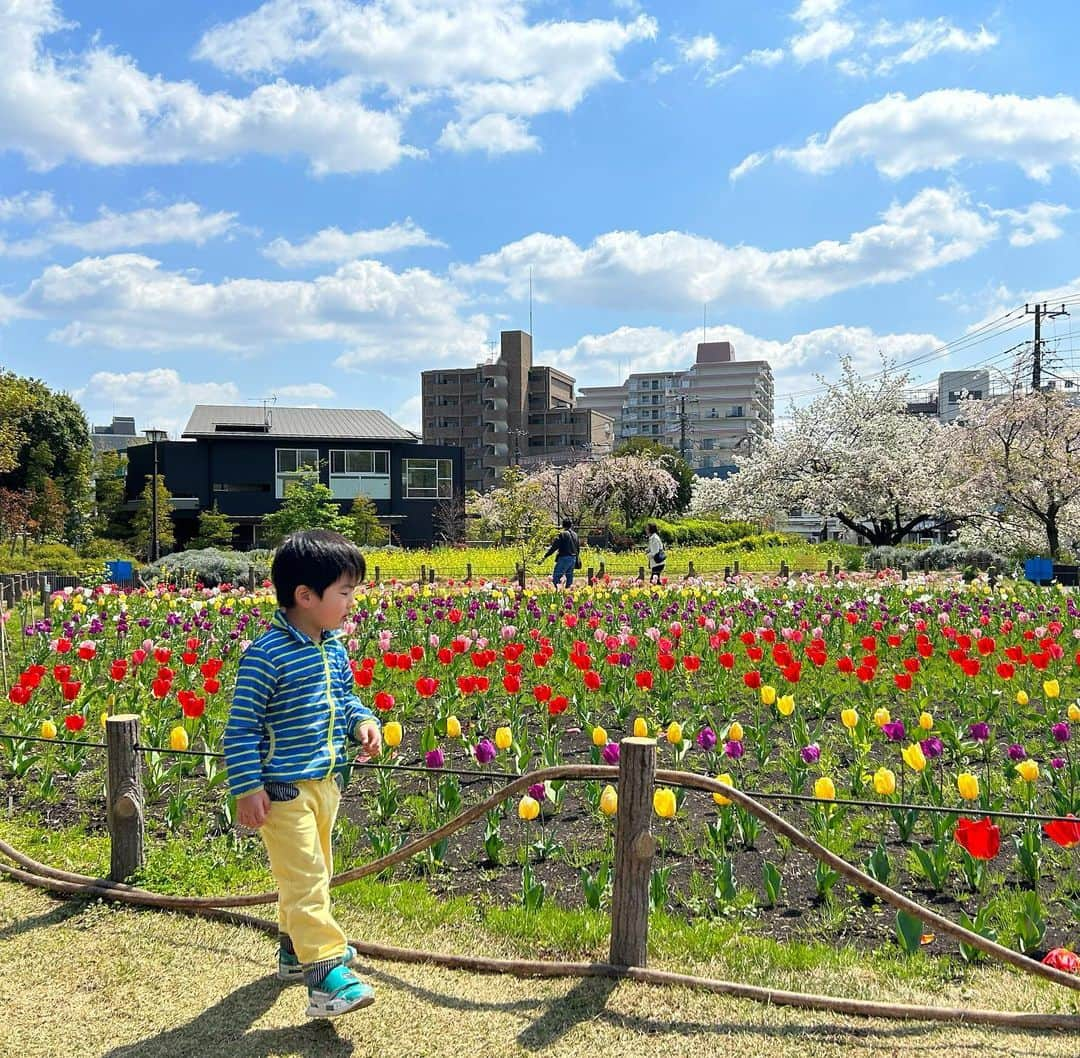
[{"xmin": 224, "ymin": 529, "xmax": 381, "ymax": 1018}]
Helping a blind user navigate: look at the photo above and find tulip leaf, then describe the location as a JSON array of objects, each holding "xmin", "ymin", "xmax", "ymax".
[{"xmin": 895, "ymin": 910, "xmax": 924, "ymax": 955}]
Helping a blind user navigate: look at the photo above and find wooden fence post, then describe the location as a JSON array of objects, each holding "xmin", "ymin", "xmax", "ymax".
[
  {"xmin": 609, "ymin": 736, "xmax": 657, "ymax": 967},
  {"xmin": 466, "ymin": 562, "xmax": 472, "ymax": 582},
  {"xmin": 723, "ymin": 565, "xmax": 731, "ymax": 581},
  {"xmin": 827, "ymin": 560, "xmax": 834, "ymax": 576},
  {"xmin": 516, "ymin": 564, "xmax": 526, "ymax": 590},
  {"xmin": 428, "ymin": 567, "xmax": 436, "ymax": 584},
  {"xmin": 106, "ymin": 714, "xmax": 145, "ymax": 882},
  {"xmin": 733, "ymin": 559, "xmax": 740, "ymax": 576},
  {"xmin": 780, "ymin": 560, "xmax": 789, "ymax": 578},
  {"xmin": 373, "ymin": 565, "xmax": 380, "ymax": 585},
  {"xmin": 687, "ymin": 559, "xmax": 695, "ymax": 578},
  {"xmin": 39, "ymin": 577, "xmax": 50, "ymax": 619},
  {"xmin": 638, "ymin": 565, "xmax": 645, "ymax": 582},
  {"xmin": 587, "ymin": 566, "xmax": 595, "ymax": 586},
  {"xmin": 246, "ymin": 564, "xmax": 256, "ymax": 592},
  {"xmin": 598, "ymin": 561, "xmax": 606, "ymax": 579}
]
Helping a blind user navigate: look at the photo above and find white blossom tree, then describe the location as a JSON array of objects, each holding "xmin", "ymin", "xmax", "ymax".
[
  {"xmin": 954, "ymin": 389, "xmax": 1080, "ymax": 558},
  {"xmin": 585, "ymin": 454, "xmax": 679, "ymax": 529},
  {"xmin": 528, "ymin": 462, "xmax": 597, "ymax": 524},
  {"xmin": 691, "ymin": 359, "xmax": 964, "ymax": 546}
]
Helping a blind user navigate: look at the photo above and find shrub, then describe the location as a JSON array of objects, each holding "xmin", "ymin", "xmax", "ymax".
[
  {"xmin": 629, "ymin": 517, "xmax": 759, "ymax": 547},
  {"xmin": 864, "ymin": 544, "xmax": 1008, "ymax": 573},
  {"xmin": 143, "ymin": 548, "xmax": 272, "ymax": 587}
]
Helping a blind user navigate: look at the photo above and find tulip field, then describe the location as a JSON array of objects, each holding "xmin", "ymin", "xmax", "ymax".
[{"xmin": 2, "ymin": 572, "xmax": 1080, "ymax": 963}]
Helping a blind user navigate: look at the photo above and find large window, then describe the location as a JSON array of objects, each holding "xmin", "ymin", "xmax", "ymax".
[
  {"xmin": 329, "ymin": 449, "xmax": 390, "ymax": 500},
  {"xmin": 402, "ymin": 458, "xmax": 453, "ymax": 500},
  {"xmin": 275, "ymin": 448, "xmax": 319, "ymax": 498}
]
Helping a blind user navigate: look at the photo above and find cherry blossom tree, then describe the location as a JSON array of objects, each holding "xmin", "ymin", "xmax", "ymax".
[
  {"xmin": 583, "ymin": 454, "xmax": 679, "ymax": 529},
  {"xmin": 690, "ymin": 359, "xmax": 964, "ymax": 546}
]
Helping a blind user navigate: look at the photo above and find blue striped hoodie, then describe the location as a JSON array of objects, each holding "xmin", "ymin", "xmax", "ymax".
[{"xmin": 223, "ymin": 610, "xmax": 376, "ymax": 798}]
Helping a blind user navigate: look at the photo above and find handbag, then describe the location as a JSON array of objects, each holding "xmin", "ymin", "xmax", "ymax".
[{"xmin": 655, "ymin": 547, "xmax": 666, "ymax": 564}]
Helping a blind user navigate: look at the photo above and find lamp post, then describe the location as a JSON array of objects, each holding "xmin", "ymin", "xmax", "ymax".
[{"xmin": 143, "ymin": 428, "xmax": 167, "ymax": 562}]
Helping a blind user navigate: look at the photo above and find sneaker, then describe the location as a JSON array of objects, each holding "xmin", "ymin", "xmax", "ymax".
[
  {"xmin": 305, "ymin": 965, "xmax": 375, "ymax": 1019},
  {"xmin": 278, "ymin": 944, "xmax": 357, "ymax": 981}
]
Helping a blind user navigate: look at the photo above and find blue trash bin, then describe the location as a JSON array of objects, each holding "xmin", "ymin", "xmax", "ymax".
[
  {"xmin": 1023, "ymin": 557, "xmax": 1053, "ymax": 584},
  {"xmin": 106, "ymin": 560, "xmax": 133, "ymax": 584}
]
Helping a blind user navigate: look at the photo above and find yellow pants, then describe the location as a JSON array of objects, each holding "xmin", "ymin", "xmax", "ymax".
[{"xmin": 259, "ymin": 777, "xmax": 347, "ymax": 965}]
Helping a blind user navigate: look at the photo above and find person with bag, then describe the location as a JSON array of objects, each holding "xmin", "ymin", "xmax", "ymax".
[
  {"xmin": 543, "ymin": 518, "xmax": 580, "ymax": 588},
  {"xmin": 646, "ymin": 522, "xmax": 666, "ymax": 584}
]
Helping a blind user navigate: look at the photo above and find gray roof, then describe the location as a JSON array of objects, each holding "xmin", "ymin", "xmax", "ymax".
[{"xmin": 183, "ymin": 405, "xmax": 418, "ymax": 441}]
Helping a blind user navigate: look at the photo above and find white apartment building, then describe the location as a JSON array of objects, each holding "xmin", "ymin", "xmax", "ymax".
[{"xmin": 578, "ymin": 341, "xmax": 773, "ymax": 470}]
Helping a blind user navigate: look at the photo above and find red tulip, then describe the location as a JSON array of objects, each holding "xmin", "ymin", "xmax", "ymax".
[
  {"xmin": 131, "ymin": 648, "xmax": 148, "ymax": 665},
  {"xmin": 373, "ymin": 691, "xmax": 395, "ymax": 712},
  {"xmin": 415, "ymin": 676, "xmax": 439, "ymax": 698},
  {"xmin": 954, "ymin": 816, "xmax": 1000, "ymax": 860},
  {"xmin": 181, "ymin": 695, "xmax": 206, "ymax": 719},
  {"xmin": 503, "ymin": 673, "xmax": 521, "ymax": 694},
  {"xmin": 1043, "ymin": 815, "xmax": 1080, "ymax": 849},
  {"xmin": 181, "ymin": 651, "xmax": 198, "ymax": 666},
  {"xmin": 995, "ymin": 662, "xmax": 1014, "ymax": 680},
  {"xmin": 1043, "ymin": 948, "xmax": 1079, "ymax": 975},
  {"xmin": 657, "ymin": 653, "xmax": 676, "ymax": 671},
  {"xmin": 151, "ymin": 678, "xmax": 172, "ymax": 699},
  {"xmin": 153, "ymin": 647, "xmax": 171, "ymax": 664},
  {"xmin": 635, "ymin": 671, "xmax": 654, "ymax": 690},
  {"xmin": 52, "ymin": 664, "xmax": 72, "ymax": 684},
  {"xmin": 533, "ymin": 684, "xmax": 552, "ymax": 703},
  {"xmin": 583, "ymin": 670, "xmax": 602, "ymax": 691},
  {"xmin": 63, "ymin": 714, "xmax": 86, "ymax": 732},
  {"xmin": 410, "ymin": 645, "xmax": 425, "ymax": 661},
  {"xmin": 203, "ymin": 677, "xmax": 221, "ymax": 694},
  {"xmin": 61, "ymin": 681, "xmax": 81, "ymax": 702},
  {"xmin": 893, "ymin": 673, "xmax": 912, "ymax": 691},
  {"xmin": 437, "ymin": 648, "xmax": 453, "ymax": 665},
  {"xmin": 109, "ymin": 660, "xmax": 128, "ymax": 681},
  {"xmin": 547, "ymin": 695, "xmax": 569, "ymax": 716},
  {"xmin": 8, "ymin": 685, "xmax": 29, "ymax": 705},
  {"xmin": 77, "ymin": 644, "xmax": 95, "ymax": 661},
  {"xmin": 743, "ymin": 671, "xmax": 761, "ymax": 689},
  {"xmin": 682, "ymin": 654, "xmax": 701, "ymax": 672},
  {"xmin": 836, "ymin": 656, "xmax": 854, "ymax": 674},
  {"xmin": 54, "ymin": 638, "xmax": 72, "ymax": 654},
  {"xmin": 718, "ymin": 652, "xmax": 735, "ymax": 669},
  {"xmin": 354, "ymin": 667, "xmax": 373, "ymax": 687}
]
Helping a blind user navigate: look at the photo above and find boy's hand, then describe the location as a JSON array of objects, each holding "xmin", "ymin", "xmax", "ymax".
[
  {"xmin": 236, "ymin": 789, "xmax": 271, "ymax": 829},
  {"xmin": 355, "ymin": 720, "xmax": 381, "ymax": 760}
]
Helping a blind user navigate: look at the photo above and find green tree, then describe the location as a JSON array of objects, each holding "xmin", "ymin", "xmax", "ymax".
[
  {"xmin": 131, "ymin": 475, "xmax": 176, "ymax": 559},
  {"xmin": 29, "ymin": 477, "xmax": 68, "ymax": 541},
  {"xmin": 189, "ymin": 503, "xmax": 235, "ymax": 550},
  {"xmin": 344, "ymin": 493, "xmax": 386, "ymax": 546},
  {"xmin": 262, "ymin": 471, "xmax": 350, "ymax": 544},
  {"xmin": 93, "ymin": 450, "xmax": 129, "ymax": 537},
  {"xmin": 0, "ymin": 371, "xmax": 38, "ymax": 475},
  {"xmin": 470, "ymin": 466, "xmax": 550, "ymax": 574},
  {"xmin": 614, "ymin": 438, "xmax": 694, "ymax": 513}
]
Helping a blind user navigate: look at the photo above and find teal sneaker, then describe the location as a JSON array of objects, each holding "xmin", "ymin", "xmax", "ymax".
[
  {"xmin": 305, "ymin": 965, "xmax": 375, "ymax": 1018},
  {"xmin": 278, "ymin": 944, "xmax": 357, "ymax": 981}
]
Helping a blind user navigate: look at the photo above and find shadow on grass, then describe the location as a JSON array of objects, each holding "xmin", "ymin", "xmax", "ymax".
[
  {"xmin": 0, "ymin": 895, "xmax": 87, "ymax": 942},
  {"xmin": 100, "ymin": 976, "xmax": 355, "ymax": 1058}
]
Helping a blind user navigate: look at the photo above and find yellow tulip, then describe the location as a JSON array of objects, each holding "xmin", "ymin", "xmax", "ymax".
[
  {"xmin": 918, "ymin": 711, "xmax": 934, "ymax": 731},
  {"xmin": 1069, "ymin": 703, "xmax": 1080, "ymax": 722},
  {"xmin": 727, "ymin": 721, "xmax": 744, "ymax": 742},
  {"xmin": 99, "ymin": 711, "xmax": 108, "ymax": 729},
  {"xmin": 873, "ymin": 707, "xmax": 891, "ymax": 728},
  {"xmin": 1017, "ymin": 759, "xmax": 1039, "ymax": 783},
  {"xmin": 653, "ymin": 787, "xmax": 677, "ymax": 818},
  {"xmin": 712, "ymin": 773, "xmax": 734, "ymax": 806},
  {"xmin": 1016, "ymin": 690, "xmax": 1029, "ymax": 706},
  {"xmin": 760, "ymin": 685, "xmax": 777, "ymax": 706},
  {"xmin": 495, "ymin": 726, "xmax": 513, "ymax": 750},
  {"xmin": 873, "ymin": 767, "xmax": 896, "ymax": 796},
  {"xmin": 633, "ymin": 716, "xmax": 649, "ymax": 738},
  {"xmin": 384, "ymin": 721, "xmax": 402, "ymax": 748},
  {"xmin": 814, "ymin": 776, "xmax": 836, "ymax": 801},
  {"xmin": 518, "ymin": 795, "xmax": 540, "ymax": 821},
  {"xmin": 446, "ymin": 715, "xmax": 462, "ymax": 739},
  {"xmin": 169, "ymin": 725, "xmax": 189, "ymax": 752},
  {"xmin": 957, "ymin": 772, "xmax": 980, "ymax": 801},
  {"xmin": 776, "ymin": 694, "xmax": 795, "ymax": 717},
  {"xmin": 592, "ymin": 725, "xmax": 608, "ymax": 747},
  {"xmin": 666, "ymin": 721, "xmax": 683, "ymax": 744},
  {"xmin": 902, "ymin": 742, "xmax": 927, "ymax": 772},
  {"xmin": 40, "ymin": 719, "xmax": 57, "ymax": 740},
  {"xmin": 599, "ymin": 784, "xmax": 618, "ymax": 816},
  {"xmin": 841, "ymin": 708, "xmax": 858, "ymax": 730},
  {"xmin": 1043, "ymin": 679, "xmax": 1061, "ymax": 699}
]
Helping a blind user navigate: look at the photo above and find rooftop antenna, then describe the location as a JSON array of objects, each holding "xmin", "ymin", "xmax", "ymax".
[{"xmin": 485, "ymin": 338, "xmax": 497, "ymax": 362}]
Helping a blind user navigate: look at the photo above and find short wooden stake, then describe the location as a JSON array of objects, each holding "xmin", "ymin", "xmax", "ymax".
[
  {"xmin": 723, "ymin": 565, "xmax": 731, "ymax": 581},
  {"xmin": 373, "ymin": 565, "xmax": 381, "ymax": 584},
  {"xmin": 609, "ymin": 737, "xmax": 657, "ymax": 967},
  {"xmin": 466, "ymin": 562, "xmax": 472, "ymax": 582},
  {"xmin": 587, "ymin": 566, "xmax": 595, "ymax": 586},
  {"xmin": 638, "ymin": 565, "xmax": 646, "ymax": 582},
  {"xmin": 733, "ymin": 559, "xmax": 740, "ymax": 576},
  {"xmin": 598, "ymin": 561, "xmax": 606, "ymax": 579},
  {"xmin": 106, "ymin": 714, "xmax": 145, "ymax": 882},
  {"xmin": 687, "ymin": 560, "xmax": 695, "ymax": 578}
]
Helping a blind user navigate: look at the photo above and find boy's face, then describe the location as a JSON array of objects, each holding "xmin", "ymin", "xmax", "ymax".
[{"xmin": 293, "ymin": 573, "xmax": 358, "ymax": 632}]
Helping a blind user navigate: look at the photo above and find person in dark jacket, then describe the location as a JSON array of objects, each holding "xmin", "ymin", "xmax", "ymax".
[{"xmin": 543, "ymin": 518, "xmax": 580, "ymax": 588}]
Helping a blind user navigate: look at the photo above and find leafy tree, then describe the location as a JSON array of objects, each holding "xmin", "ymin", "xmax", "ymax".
[
  {"xmin": 0, "ymin": 488, "xmax": 32, "ymax": 554},
  {"xmin": 0, "ymin": 371, "xmax": 38, "ymax": 474},
  {"xmin": 29, "ymin": 477, "xmax": 68, "ymax": 541},
  {"xmin": 614, "ymin": 438, "xmax": 694, "ymax": 513},
  {"xmin": 344, "ymin": 494, "xmax": 387, "ymax": 546},
  {"xmin": 131, "ymin": 475, "xmax": 176, "ymax": 559},
  {"xmin": 469, "ymin": 466, "xmax": 550, "ymax": 573},
  {"xmin": 93, "ymin": 450, "xmax": 129, "ymax": 538},
  {"xmin": 262, "ymin": 471, "xmax": 350, "ymax": 544},
  {"xmin": 189, "ymin": 503, "xmax": 235, "ymax": 550},
  {"xmin": 691, "ymin": 359, "xmax": 962, "ymax": 547}
]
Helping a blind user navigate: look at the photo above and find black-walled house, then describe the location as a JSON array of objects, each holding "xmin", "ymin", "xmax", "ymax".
[{"xmin": 125, "ymin": 405, "xmax": 463, "ymax": 549}]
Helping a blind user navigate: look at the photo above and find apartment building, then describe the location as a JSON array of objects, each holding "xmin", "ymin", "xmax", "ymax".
[
  {"xmin": 421, "ymin": 330, "xmax": 614, "ymax": 492},
  {"xmin": 578, "ymin": 341, "xmax": 773, "ymax": 470}
]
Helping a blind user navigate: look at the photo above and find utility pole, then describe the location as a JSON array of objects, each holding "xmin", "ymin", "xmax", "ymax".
[{"xmin": 1025, "ymin": 302, "xmax": 1069, "ymax": 391}]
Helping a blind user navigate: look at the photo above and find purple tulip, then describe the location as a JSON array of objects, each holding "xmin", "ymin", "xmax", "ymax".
[
  {"xmin": 425, "ymin": 747, "xmax": 445, "ymax": 769},
  {"xmin": 1007, "ymin": 743, "xmax": 1026, "ymax": 761},
  {"xmin": 800, "ymin": 743, "xmax": 821, "ymax": 764},
  {"xmin": 601, "ymin": 742, "xmax": 620, "ymax": 765},
  {"xmin": 528, "ymin": 782, "xmax": 546, "ymax": 801},
  {"xmin": 1052, "ymin": 722, "xmax": 1071, "ymax": 743},
  {"xmin": 882, "ymin": 721, "xmax": 906, "ymax": 743},
  {"xmin": 724, "ymin": 739, "xmax": 745, "ymax": 759},
  {"xmin": 1051, "ymin": 757, "xmax": 1066, "ymax": 770},
  {"xmin": 919, "ymin": 736, "xmax": 944, "ymax": 760},
  {"xmin": 968, "ymin": 722, "xmax": 990, "ymax": 742},
  {"xmin": 696, "ymin": 727, "xmax": 717, "ymax": 751},
  {"xmin": 474, "ymin": 739, "xmax": 496, "ymax": 765}
]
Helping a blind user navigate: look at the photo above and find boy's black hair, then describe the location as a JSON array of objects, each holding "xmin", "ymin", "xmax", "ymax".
[
  {"xmin": 271, "ymin": 529, "xmax": 367, "ymax": 608},
  {"xmin": 561, "ymin": 517, "xmax": 573, "ymax": 529}
]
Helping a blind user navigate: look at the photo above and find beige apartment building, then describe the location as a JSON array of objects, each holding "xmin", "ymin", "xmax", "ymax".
[
  {"xmin": 578, "ymin": 341, "xmax": 773, "ymax": 470},
  {"xmin": 421, "ymin": 330, "xmax": 613, "ymax": 493}
]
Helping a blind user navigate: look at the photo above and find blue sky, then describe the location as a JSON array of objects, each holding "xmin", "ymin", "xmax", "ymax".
[{"xmin": 1, "ymin": 0, "xmax": 1078, "ymax": 437}]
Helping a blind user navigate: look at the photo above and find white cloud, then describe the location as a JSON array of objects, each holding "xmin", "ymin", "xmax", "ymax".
[
  {"xmin": 791, "ymin": 19, "xmax": 856, "ymax": 64},
  {"xmin": 75, "ymin": 368, "xmax": 242, "ymax": 439},
  {"xmin": 0, "ymin": 0, "xmax": 410, "ymax": 174},
  {"xmin": 1, "ymin": 202, "xmax": 237, "ymax": 257},
  {"xmin": 264, "ymin": 219, "xmax": 444, "ymax": 267},
  {"xmin": 868, "ymin": 19, "xmax": 997, "ymax": 75},
  {"xmin": 16, "ymin": 252, "xmax": 489, "ymax": 367},
  {"xmin": 195, "ymin": 0, "xmax": 656, "ymax": 155},
  {"xmin": 0, "ymin": 191, "xmax": 58, "ymax": 222},
  {"xmin": 392, "ymin": 393, "xmax": 422, "ymax": 433},
  {"xmin": 680, "ymin": 35, "xmax": 721, "ymax": 67},
  {"xmin": 454, "ymin": 187, "xmax": 999, "ymax": 311},
  {"xmin": 989, "ymin": 202, "xmax": 1072, "ymax": 248},
  {"xmin": 437, "ymin": 114, "xmax": 539, "ymax": 155},
  {"xmin": 274, "ymin": 382, "xmax": 336, "ymax": 400},
  {"xmin": 744, "ymin": 90, "xmax": 1080, "ymax": 182},
  {"xmin": 793, "ymin": 0, "xmax": 845, "ymax": 21}
]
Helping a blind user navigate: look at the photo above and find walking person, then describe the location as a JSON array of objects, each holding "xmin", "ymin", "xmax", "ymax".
[
  {"xmin": 646, "ymin": 522, "xmax": 666, "ymax": 585},
  {"xmin": 543, "ymin": 518, "xmax": 580, "ymax": 588}
]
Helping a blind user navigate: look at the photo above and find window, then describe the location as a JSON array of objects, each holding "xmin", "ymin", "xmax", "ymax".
[
  {"xmin": 213, "ymin": 482, "xmax": 271, "ymax": 493},
  {"xmin": 402, "ymin": 458, "xmax": 453, "ymax": 499},
  {"xmin": 329, "ymin": 449, "xmax": 390, "ymax": 500},
  {"xmin": 275, "ymin": 448, "xmax": 319, "ymax": 498},
  {"xmin": 700, "ymin": 438, "xmax": 715, "ymax": 451},
  {"xmin": 726, "ymin": 405, "xmax": 744, "ymax": 418}
]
